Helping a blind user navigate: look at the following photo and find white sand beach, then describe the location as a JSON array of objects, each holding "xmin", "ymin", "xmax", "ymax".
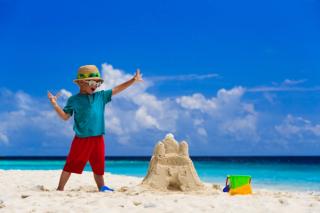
[{"xmin": 0, "ymin": 170, "xmax": 319, "ymax": 213}]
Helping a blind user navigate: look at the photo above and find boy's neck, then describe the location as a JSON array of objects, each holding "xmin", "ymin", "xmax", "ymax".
[{"xmin": 79, "ymin": 88, "xmax": 89, "ymax": 95}]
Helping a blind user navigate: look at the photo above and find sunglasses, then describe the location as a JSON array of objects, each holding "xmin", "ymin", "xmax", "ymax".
[
  {"xmin": 85, "ymin": 80, "xmax": 102, "ymax": 87},
  {"xmin": 78, "ymin": 72, "xmax": 101, "ymax": 79}
]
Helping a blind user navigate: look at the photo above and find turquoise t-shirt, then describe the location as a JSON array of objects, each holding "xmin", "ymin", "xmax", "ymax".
[{"xmin": 63, "ymin": 89, "xmax": 112, "ymax": 138}]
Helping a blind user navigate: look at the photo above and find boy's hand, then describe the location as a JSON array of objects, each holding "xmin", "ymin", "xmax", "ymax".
[
  {"xmin": 47, "ymin": 91, "xmax": 61, "ymax": 106},
  {"xmin": 47, "ymin": 91, "xmax": 70, "ymax": 120},
  {"xmin": 133, "ymin": 69, "xmax": 143, "ymax": 82}
]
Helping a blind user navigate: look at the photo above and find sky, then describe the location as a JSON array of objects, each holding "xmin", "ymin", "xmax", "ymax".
[{"xmin": 0, "ymin": 0, "xmax": 320, "ymax": 156}]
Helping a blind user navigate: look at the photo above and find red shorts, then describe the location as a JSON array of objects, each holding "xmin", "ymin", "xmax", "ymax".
[{"xmin": 63, "ymin": 135, "xmax": 105, "ymax": 175}]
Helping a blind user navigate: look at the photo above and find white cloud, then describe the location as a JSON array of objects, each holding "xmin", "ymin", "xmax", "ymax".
[
  {"xmin": 107, "ymin": 114, "xmax": 123, "ymax": 135},
  {"xmin": 0, "ymin": 132, "xmax": 9, "ymax": 144},
  {"xmin": 307, "ymin": 125, "xmax": 320, "ymax": 136},
  {"xmin": 98, "ymin": 64, "xmax": 259, "ymax": 144},
  {"xmin": 275, "ymin": 114, "xmax": 320, "ymax": 139},
  {"xmin": 100, "ymin": 63, "xmax": 178, "ymax": 139},
  {"xmin": 177, "ymin": 87, "xmax": 245, "ymax": 115},
  {"xmin": 147, "ymin": 73, "xmax": 219, "ymax": 81},
  {"xmin": 176, "ymin": 93, "xmax": 217, "ymax": 112},
  {"xmin": 5, "ymin": 63, "xmax": 305, "ymax": 153},
  {"xmin": 135, "ymin": 107, "xmax": 160, "ymax": 129},
  {"xmin": 197, "ymin": 127, "xmax": 208, "ymax": 137},
  {"xmin": 15, "ymin": 91, "xmax": 34, "ymax": 111},
  {"xmin": 176, "ymin": 86, "xmax": 259, "ymax": 142},
  {"xmin": 263, "ymin": 93, "xmax": 277, "ymax": 104},
  {"xmin": 0, "ymin": 89, "xmax": 73, "ymax": 145},
  {"xmin": 246, "ymin": 79, "xmax": 319, "ymax": 93},
  {"xmin": 176, "ymin": 87, "xmax": 246, "ymax": 115},
  {"xmin": 247, "ymin": 86, "xmax": 320, "ymax": 92},
  {"xmin": 193, "ymin": 118, "xmax": 205, "ymax": 126},
  {"xmin": 219, "ymin": 114, "xmax": 259, "ymax": 142},
  {"xmin": 282, "ymin": 79, "xmax": 307, "ymax": 86},
  {"xmin": 59, "ymin": 89, "xmax": 72, "ymax": 99}
]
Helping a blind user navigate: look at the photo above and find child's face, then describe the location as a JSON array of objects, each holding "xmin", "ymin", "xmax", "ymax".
[{"xmin": 77, "ymin": 80, "xmax": 102, "ymax": 94}]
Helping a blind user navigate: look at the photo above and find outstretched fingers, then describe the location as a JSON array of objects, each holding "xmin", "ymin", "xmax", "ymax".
[
  {"xmin": 135, "ymin": 69, "xmax": 143, "ymax": 82},
  {"xmin": 47, "ymin": 91, "xmax": 59, "ymax": 102},
  {"xmin": 47, "ymin": 91, "xmax": 53, "ymax": 99}
]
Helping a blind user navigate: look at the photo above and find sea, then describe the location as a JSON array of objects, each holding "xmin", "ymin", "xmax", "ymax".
[{"xmin": 1, "ymin": 156, "xmax": 319, "ymax": 191}]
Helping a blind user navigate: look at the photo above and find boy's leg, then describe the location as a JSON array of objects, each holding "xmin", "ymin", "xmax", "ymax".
[
  {"xmin": 89, "ymin": 136, "xmax": 106, "ymax": 190},
  {"xmin": 93, "ymin": 173, "xmax": 105, "ymax": 189},
  {"xmin": 63, "ymin": 136, "xmax": 92, "ymax": 175},
  {"xmin": 60, "ymin": 136, "xmax": 93, "ymax": 191},
  {"xmin": 57, "ymin": 171, "xmax": 71, "ymax": 191}
]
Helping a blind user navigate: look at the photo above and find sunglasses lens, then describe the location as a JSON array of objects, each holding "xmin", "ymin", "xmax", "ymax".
[
  {"xmin": 86, "ymin": 80, "xmax": 92, "ymax": 86},
  {"xmin": 86, "ymin": 80, "xmax": 101, "ymax": 87}
]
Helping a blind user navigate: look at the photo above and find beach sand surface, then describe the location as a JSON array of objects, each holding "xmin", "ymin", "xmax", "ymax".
[{"xmin": 0, "ymin": 170, "xmax": 319, "ymax": 213}]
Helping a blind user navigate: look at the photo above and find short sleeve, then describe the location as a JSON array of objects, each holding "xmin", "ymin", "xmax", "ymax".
[
  {"xmin": 102, "ymin": 89, "xmax": 112, "ymax": 104},
  {"xmin": 63, "ymin": 98, "xmax": 74, "ymax": 116}
]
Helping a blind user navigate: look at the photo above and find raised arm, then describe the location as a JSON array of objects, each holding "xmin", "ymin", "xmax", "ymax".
[
  {"xmin": 47, "ymin": 91, "xmax": 71, "ymax": 121},
  {"xmin": 112, "ymin": 69, "xmax": 143, "ymax": 96}
]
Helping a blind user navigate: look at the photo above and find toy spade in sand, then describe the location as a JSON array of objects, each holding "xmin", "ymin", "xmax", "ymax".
[{"xmin": 141, "ymin": 134, "xmax": 204, "ymax": 191}]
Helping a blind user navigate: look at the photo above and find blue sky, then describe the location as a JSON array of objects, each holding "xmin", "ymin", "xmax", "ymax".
[{"xmin": 0, "ymin": 0, "xmax": 320, "ymax": 156}]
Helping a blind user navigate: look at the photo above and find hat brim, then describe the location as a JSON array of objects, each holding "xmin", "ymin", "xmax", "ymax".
[{"xmin": 73, "ymin": 77, "xmax": 104, "ymax": 83}]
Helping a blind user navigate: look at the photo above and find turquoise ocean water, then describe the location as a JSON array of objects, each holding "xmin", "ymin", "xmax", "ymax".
[{"xmin": 1, "ymin": 157, "xmax": 319, "ymax": 191}]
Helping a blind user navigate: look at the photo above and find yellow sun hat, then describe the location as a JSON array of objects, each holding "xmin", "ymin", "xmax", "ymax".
[{"xmin": 73, "ymin": 65, "xmax": 104, "ymax": 83}]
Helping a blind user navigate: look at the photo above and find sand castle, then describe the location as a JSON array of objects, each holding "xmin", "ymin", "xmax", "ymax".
[{"xmin": 141, "ymin": 134, "xmax": 204, "ymax": 192}]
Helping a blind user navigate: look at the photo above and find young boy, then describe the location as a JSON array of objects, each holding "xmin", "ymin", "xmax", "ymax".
[{"xmin": 47, "ymin": 65, "xmax": 143, "ymax": 192}]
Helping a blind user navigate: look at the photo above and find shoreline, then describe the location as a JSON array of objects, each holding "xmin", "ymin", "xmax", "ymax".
[{"xmin": 0, "ymin": 170, "xmax": 319, "ymax": 212}]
